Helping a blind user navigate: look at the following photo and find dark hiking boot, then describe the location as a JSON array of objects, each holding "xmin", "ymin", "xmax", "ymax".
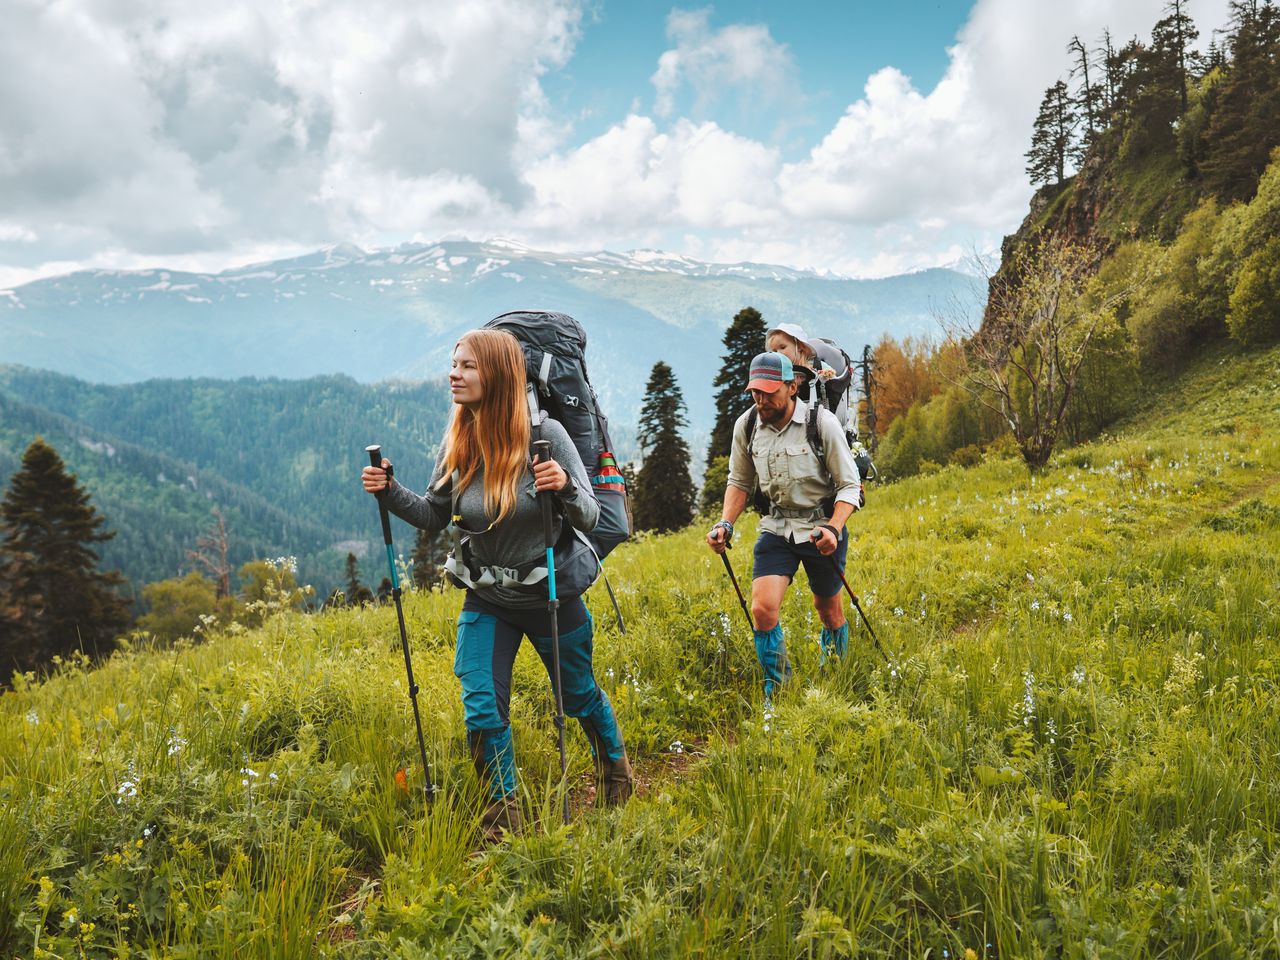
[
  {"xmin": 583, "ymin": 723, "xmax": 634, "ymax": 807},
  {"xmin": 470, "ymin": 730, "xmax": 522, "ymax": 842},
  {"xmin": 600, "ymin": 752, "xmax": 634, "ymax": 806},
  {"xmin": 478, "ymin": 795, "xmax": 522, "ymax": 843}
]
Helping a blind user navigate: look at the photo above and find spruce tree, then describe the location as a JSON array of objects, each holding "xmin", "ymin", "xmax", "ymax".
[
  {"xmin": 702, "ymin": 306, "xmax": 767, "ymax": 511},
  {"xmin": 410, "ymin": 526, "xmax": 448, "ymax": 590},
  {"xmin": 0, "ymin": 437, "xmax": 131, "ymax": 676},
  {"xmin": 1026, "ymin": 80, "xmax": 1077, "ymax": 186},
  {"xmin": 343, "ymin": 552, "xmax": 374, "ymax": 606},
  {"xmin": 632, "ymin": 362, "xmax": 696, "ymax": 533}
]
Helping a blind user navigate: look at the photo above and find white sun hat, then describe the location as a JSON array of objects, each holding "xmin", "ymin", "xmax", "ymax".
[{"xmin": 766, "ymin": 322, "xmax": 818, "ymax": 359}]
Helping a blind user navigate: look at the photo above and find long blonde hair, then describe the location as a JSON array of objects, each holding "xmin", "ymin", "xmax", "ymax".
[{"xmin": 435, "ymin": 329, "xmax": 531, "ymax": 524}]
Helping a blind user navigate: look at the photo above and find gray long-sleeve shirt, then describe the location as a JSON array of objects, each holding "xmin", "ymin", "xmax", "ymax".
[{"xmin": 383, "ymin": 416, "xmax": 598, "ymax": 608}]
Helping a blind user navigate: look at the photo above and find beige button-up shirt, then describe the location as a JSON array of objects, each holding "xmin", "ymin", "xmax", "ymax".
[{"xmin": 727, "ymin": 399, "xmax": 861, "ymax": 542}]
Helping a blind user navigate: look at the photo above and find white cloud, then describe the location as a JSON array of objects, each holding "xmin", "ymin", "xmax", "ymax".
[
  {"xmin": 0, "ymin": 0, "xmax": 581, "ymax": 265},
  {"xmin": 0, "ymin": 0, "xmax": 1240, "ymax": 283},
  {"xmin": 525, "ymin": 116, "xmax": 780, "ymax": 230},
  {"xmin": 650, "ymin": 7, "xmax": 797, "ymax": 118}
]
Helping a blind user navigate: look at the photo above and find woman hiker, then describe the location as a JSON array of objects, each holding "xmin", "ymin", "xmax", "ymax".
[{"xmin": 361, "ymin": 328, "xmax": 633, "ymax": 840}]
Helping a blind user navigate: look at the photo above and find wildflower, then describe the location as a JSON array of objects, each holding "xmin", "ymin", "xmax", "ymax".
[
  {"xmin": 269, "ymin": 772, "xmax": 279, "ymax": 781},
  {"xmin": 117, "ymin": 779, "xmax": 138, "ymax": 799},
  {"xmin": 143, "ymin": 827, "xmax": 152, "ymax": 838},
  {"xmin": 1031, "ymin": 600, "xmax": 1040, "ymax": 611},
  {"xmin": 893, "ymin": 607, "xmax": 904, "ymax": 617},
  {"xmin": 1072, "ymin": 665, "xmax": 1086, "ymax": 685},
  {"xmin": 25, "ymin": 709, "xmax": 38, "ymax": 725},
  {"xmin": 669, "ymin": 740, "xmax": 685, "ymax": 754},
  {"xmin": 1063, "ymin": 610, "xmax": 1073, "ymax": 623},
  {"xmin": 394, "ymin": 769, "xmax": 409, "ymax": 793},
  {"xmin": 167, "ymin": 734, "xmax": 187, "ymax": 756}
]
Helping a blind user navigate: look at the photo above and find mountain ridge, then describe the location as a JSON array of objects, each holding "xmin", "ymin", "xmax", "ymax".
[{"xmin": 0, "ymin": 239, "xmax": 982, "ymax": 434}]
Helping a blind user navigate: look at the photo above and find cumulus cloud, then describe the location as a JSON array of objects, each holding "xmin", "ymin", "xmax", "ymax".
[
  {"xmin": 650, "ymin": 8, "xmax": 798, "ymax": 118},
  {"xmin": 0, "ymin": 0, "xmax": 581, "ymax": 272},
  {"xmin": 524, "ymin": 115, "xmax": 779, "ymax": 230},
  {"xmin": 0, "ymin": 0, "xmax": 1239, "ymax": 284}
]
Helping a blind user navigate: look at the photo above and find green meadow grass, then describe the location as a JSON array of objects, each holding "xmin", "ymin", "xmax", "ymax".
[{"xmin": 2, "ymin": 344, "xmax": 1279, "ymax": 958}]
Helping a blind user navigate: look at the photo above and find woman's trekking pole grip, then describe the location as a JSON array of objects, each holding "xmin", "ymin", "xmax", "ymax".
[
  {"xmin": 532, "ymin": 439, "xmax": 570, "ymax": 825},
  {"xmin": 365, "ymin": 444, "xmax": 436, "ymax": 801}
]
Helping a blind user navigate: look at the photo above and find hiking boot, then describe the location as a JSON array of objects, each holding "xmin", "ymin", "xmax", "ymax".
[
  {"xmin": 600, "ymin": 752, "xmax": 634, "ymax": 806},
  {"xmin": 583, "ymin": 722, "xmax": 634, "ymax": 807},
  {"xmin": 478, "ymin": 795, "xmax": 522, "ymax": 843},
  {"xmin": 469, "ymin": 729, "xmax": 521, "ymax": 841}
]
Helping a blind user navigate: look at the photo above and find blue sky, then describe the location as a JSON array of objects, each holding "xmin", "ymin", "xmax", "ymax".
[
  {"xmin": 547, "ymin": 2, "xmax": 975, "ymax": 154},
  {"xmin": 0, "ymin": 0, "xmax": 1233, "ymax": 287}
]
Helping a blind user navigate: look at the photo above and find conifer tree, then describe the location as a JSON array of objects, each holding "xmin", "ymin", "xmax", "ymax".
[
  {"xmin": 410, "ymin": 527, "xmax": 448, "ymax": 590},
  {"xmin": 0, "ymin": 438, "xmax": 130, "ymax": 676},
  {"xmin": 632, "ymin": 362, "xmax": 696, "ymax": 533},
  {"xmin": 1068, "ymin": 35, "xmax": 1100, "ymax": 145},
  {"xmin": 702, "ymin": 306, "xmax": 767, "ymax": 511},
  {"xmin": 1026, "ymin": 80, "xmax": 1077, "ymax": 186},
  {"xmin": 343, "ymin": 552, "xmax": 373, "ymax": 606},
  {"xmin": 1201, "ymin": 1, "xmax": 1280, "ymax": 199}
]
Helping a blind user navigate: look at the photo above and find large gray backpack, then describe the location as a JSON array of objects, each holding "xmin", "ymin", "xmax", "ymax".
[{"xmin": 482, "ymin": 311, "xmax": 632, "ymax": 559}]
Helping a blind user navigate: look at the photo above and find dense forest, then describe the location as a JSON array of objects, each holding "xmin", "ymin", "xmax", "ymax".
[{"xmin": 0, "ymin": 369, "xmax": 451, "ymax": 598}]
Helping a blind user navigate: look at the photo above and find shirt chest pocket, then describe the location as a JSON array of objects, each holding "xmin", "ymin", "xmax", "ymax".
[{"xmin": 766, "ymin": 444, "xmax": 816, "ymax": 489}]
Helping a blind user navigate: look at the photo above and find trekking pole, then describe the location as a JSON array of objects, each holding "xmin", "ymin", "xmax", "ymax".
[
  {"xmin": 811, "ymin": 530, "xmax": 892, "ymax": 664},
  {"xmin": 719, "ymin": 548, "xmax": 755, "ymax": 632},
  {"xmin": 533, "ymin": 439, "xmax": 570, "ymax": 826},
  {"xmin": 366, "ymin": 445, "xmax": 435, "ymax": 801}
]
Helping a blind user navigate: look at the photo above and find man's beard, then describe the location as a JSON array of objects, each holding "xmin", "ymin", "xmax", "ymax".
[{"xmin": 757, "ymin": 401, "xmax": 787, "ymax": 425}]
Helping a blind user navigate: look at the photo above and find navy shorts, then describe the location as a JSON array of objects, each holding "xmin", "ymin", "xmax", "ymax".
[{"xmin": 752, "ymin": 529, "xmax": 848, "ymax": 598}]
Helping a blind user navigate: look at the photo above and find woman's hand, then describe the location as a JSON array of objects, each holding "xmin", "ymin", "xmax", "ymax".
[
  {"xmin": 362, "ymin": 458, "xmax": 393, "ymax": 494},
  {"xmin": 532, "ymin": 455, "xmax": 568, "ymax": 492}
]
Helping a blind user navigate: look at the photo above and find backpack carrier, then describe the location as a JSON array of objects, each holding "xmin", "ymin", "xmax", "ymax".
[{"xmin": 797, "ymin": 336, "xmax": 877, "ymax": 484}]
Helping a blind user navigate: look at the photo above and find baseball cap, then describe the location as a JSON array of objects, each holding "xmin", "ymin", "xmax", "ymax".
[{"xmin": 745, "ymin": 351, "xmax": 795, "ymax": 394}]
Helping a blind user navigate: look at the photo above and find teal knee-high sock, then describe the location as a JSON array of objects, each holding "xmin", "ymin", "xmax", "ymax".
[
  {"xmin": 753, "ymin": 624, "xmax": 790, "ymax": 698},
  {"xmin": 820, "ymin": 623, "xmax": 849, "ymax": 662}
]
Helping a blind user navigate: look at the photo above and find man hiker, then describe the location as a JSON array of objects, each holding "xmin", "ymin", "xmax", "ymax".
[{"xmin": 706, "ymin": 351, "xmax": 862, "ymax": 704}]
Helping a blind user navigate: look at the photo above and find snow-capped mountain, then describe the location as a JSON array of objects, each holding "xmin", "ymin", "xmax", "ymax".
[{"xmin": 0, "ymin": 239, "xmax": 982, "ymax": 438}]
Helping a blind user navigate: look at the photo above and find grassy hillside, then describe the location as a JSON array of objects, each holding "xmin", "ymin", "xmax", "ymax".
[{"xmin": 2, "ymin": 344, "xmax": 1278, "ymax": 958}]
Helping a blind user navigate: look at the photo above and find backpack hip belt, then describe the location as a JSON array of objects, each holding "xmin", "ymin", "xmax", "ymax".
[
  {"xmin": 444, "ymin": 552, "xmax": 549, "ymax": 591},
  {"xmin": 769, "ymin": 503, "xmax": 828, "ymax": 521}
]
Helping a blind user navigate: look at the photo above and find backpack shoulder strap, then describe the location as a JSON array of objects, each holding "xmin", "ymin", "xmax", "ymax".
[
  {"xmin": 526, "ymin": 383, "xmax": 544, "ymax": 443},
  {"xmin": 745, "ymin": 406, "xmax": 758, "ymax": 453},
  {"xmin": 806, "ymin": 402, "xmax": 824, "ymax": 459}
]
